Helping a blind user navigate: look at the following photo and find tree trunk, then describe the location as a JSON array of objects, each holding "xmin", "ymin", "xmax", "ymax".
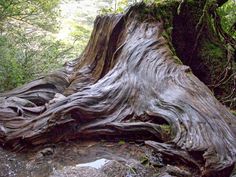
[{"xmin": 0, "ymin": 1, "xmax": 235, "ymax": 177}]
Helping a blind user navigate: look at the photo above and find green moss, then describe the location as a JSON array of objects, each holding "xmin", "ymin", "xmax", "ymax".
[
  {"xmin": 135, "ymin": 1, "xmax": 178, "ymax": 30},
  {"xmin": 231, "ymin": 110, "xmax": 236, "ymax": 116},
  {"xmin": 134, "ymin": 1, "xmax": 181, "ymax": 57},
  {"xmin": 200, "ymin": 42, "xmax": 224, "ymax": 59},
  {"xmin": 172, "ymin": 56, "xmax": 183, "ymax": 65},
  {"xmin": 118, "ymin": 140, "xmax": 125, "ymax": 145},
  {"xmin": 140, "ymin": 155, "xmax": 149, "ymax": 165},
  {"xmin": 160, "ymin": 124, "xmax": 171, "ymax": 135},
  {"xmin": 199, "ymin": 40, "xmax": 226, "ymax": 82}
]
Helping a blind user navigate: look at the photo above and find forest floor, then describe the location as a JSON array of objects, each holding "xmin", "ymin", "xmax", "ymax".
[
  {"xmin": 0, "ymin": 139, "xmax": 209, "ymax": 177},
  {"xmin": 0, "ymin": 137, "xmax": 235, "ymax": 176},
  {"xmin": 0, "ymin": 140, "xmax": 163, "ymax": 177}
]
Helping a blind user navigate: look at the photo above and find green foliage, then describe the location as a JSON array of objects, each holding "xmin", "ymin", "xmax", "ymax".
[
  {"xmin": 0, "ymin": 32, "xmax": 72, "ymax": 91},
  {"xmin": 0, "ymin": 0, "xmax": 117, "ymax": 92},
  {"xmin": 0, "ymin": 36, "xmax": 24, "ymax": 91},
  {"xmin": 99, "ymin": 0, "xmax": 139, "ymax": 14},
  {"xmin": 0, "ymin": 0, "xmax": 60, "ymax": 32},
  {"xmin": 200, "ymin": 42, "xmax": 224, "ymax": 60},
  {"xmin": 0, "ymin": 0, "xmax": 73, "ymax": 92},
  {"xmin": 70, "ymin": 23, "xmax": 91, "ymax": 54},
  {"xmin": 217, "ymin": 0, "xmax": 236, "ymax": 39}
]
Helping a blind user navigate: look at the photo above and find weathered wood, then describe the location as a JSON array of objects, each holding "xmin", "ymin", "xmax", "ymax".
[{"xmin": 0, "ymin": 2, "xmax": 235, "ymax": 177}]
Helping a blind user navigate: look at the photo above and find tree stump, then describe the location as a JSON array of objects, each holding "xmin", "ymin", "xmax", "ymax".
[{"xmin": 0, "ymin": 1, "xmax": 235, "ymax": 176}]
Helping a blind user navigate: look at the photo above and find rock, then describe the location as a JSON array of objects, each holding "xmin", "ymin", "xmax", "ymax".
[
  {"xmin": 48, "ymin": 93, "xmax": 66, "ymax": 105},
  {"xmin": 165, "ymin": 165, "xmax": 191, "ymax": 177},
  {"xmin": 154, "ymin": 164, "xmax": 192, "ymax": 177},
  {"xmin": 101, "ymin": 160, "xmax": 128, "ymax": 177},
  {"xmin": 157, "ymin": 172, "xmax": 175, "ymax": 177},
  {"xmin": 38, "ymin": 147, "xmax": 54, "ymax": 156},
  {"xmin": 50, "ymin": 166, "xmax": 107, "ymax": 177}
]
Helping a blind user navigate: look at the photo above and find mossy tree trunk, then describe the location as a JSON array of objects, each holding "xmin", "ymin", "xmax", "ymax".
[
  {"xmin": 0, "ymin": 0, "xmax": 235, "ymax": 176},
  {"xmin": 172, "ymin": 0, "xmax": 236, "ymax": 109}
]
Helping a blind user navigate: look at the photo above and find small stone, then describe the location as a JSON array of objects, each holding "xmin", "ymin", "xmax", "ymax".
[
  {"xmin": 39, "ymin": 147, "xmax": 54, "ymax": 156},
  {"xmin": 50, "ymin": 166, "xmax": 107, "ymax": 177}
]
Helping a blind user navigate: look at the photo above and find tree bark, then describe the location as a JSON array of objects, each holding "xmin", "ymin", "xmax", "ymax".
[{"xmin": 0, "ymin": 1, "xmax": 235, "ymax": 177}]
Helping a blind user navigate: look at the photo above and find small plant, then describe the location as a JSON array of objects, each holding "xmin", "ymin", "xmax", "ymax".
[{"xmin": 118, "ymin": 140, "xmax": 126, "ymax": 145}]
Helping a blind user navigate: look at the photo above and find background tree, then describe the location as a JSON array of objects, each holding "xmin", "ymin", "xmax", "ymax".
[{"xmin": 0, "ymin": 0, "xmax": 76, "ymax": 91}]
